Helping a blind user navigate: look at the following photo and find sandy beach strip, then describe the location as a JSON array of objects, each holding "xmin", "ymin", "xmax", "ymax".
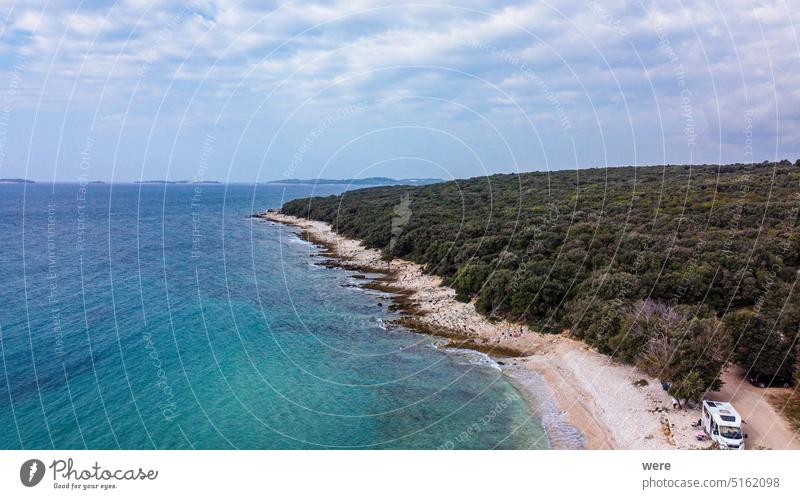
[{"xmin": 257, "ymin": 210, "xmax": 782, "ymax": 450}]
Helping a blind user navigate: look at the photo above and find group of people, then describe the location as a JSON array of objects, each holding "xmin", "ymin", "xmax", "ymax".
[{"xmin": 502, "ymin": 326, "xmax": 526, "ymax": 338}]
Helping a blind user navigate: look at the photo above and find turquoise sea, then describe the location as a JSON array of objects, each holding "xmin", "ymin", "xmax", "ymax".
[{"xmin": 0, "ymin": 183, "xmax": 548, "ymax": 449}]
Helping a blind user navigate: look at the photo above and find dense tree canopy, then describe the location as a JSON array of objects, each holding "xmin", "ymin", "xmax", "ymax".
[{"xmin": 281, "ymin": 162, "xmax": 800, "ymax": 398}]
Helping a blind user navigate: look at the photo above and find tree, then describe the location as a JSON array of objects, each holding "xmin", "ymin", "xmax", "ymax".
[
  {"xmin": 634, "ymin": 300, "xmax": 682, "ymax": 380},
  {"xmin": 725, "ymin": 309, "xmax": 796, "ymax": 377},
  {"xmin": 476, "ymin": 270, "xmax": 514, "ymax": 316},
  {"xmin": 625, "ymin": 301, "xmax": 728, "ymax": 403},
  {"xmin": 796, "ymin": 341, "xmax": 800, "ymax": 386},
  {"xmin": 668, "ymin": 313, "xmax": 728, "ymax": 402},
  {"xmin": 669, "ymin": 371, "xmax": 706, "ymax": 404},
  {"xmin": 453, "ymin": 262, "xmax": 489, "ymax": 299}
]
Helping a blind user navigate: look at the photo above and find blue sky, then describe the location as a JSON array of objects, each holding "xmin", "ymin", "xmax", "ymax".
[{"xmin": 0, "ymin": 0, "xmax": 798, "ymax": 182}]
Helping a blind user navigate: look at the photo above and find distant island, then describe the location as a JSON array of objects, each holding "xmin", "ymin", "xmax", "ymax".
[
  {"xmin": 134, "ymin": 180, "xmax": 222, "ymax": 184},
  {"xmin": 266, "ymin": 177, "xmax": 443, "ymax": 186},
  {"xmin": 0, "ymin": 178, "xmax": 35, "ymax": 184}
]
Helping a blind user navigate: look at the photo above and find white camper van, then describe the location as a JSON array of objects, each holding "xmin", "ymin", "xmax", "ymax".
[{"xmin": 701, "ymin": 400, "xmax": 746, "ymax": 449}]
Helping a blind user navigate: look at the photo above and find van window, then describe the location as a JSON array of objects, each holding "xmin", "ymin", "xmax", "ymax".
[{"xmin": 719, "ymin": 426, "xmax": 742, "ymax": 439}]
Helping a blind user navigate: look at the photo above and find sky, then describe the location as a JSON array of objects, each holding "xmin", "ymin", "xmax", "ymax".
[{"xmin": 0, "ymin": 0, "xmax": 798, "ymax": 182}]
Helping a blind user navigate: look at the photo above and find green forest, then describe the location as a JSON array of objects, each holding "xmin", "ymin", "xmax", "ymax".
[{"xmin": 280, "ymin": 161, "xmax": 800, "ymax": 402}]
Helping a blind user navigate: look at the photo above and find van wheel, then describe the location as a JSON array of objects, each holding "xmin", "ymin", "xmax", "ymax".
[
  {"xmin": 784, "ymin": 383, "xmax": 790, "ymax": 388},
  {"xmin": 758, "ymin": 382, "xmax": 766, "ymax": 388}
]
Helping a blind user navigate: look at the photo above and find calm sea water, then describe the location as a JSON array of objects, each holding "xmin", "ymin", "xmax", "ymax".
[{"xmin": 0, "ymin": 183, "xmax": 547, "ymax": 449}]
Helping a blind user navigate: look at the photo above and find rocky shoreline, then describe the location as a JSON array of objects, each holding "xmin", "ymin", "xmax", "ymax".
[{"xmin": 255, "ymin": 210, "xmax": 713, "ymax": 450}]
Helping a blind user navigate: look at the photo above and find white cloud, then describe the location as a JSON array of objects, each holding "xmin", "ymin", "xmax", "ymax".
[{"xmin": 1, "ymin": 0, "xmax": 798, "ymax": 180}]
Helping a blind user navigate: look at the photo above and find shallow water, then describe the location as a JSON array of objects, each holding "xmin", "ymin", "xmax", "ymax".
[{"xmin": 0, "ymin": 183, "xmax": 548, "ymax": 449}]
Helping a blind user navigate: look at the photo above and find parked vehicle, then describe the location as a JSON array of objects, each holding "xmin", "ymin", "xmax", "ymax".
[
  {"xmin": 701, "ymin": 400, "xmax": 746, "ymax": 450},
  {"xmin": 748, "ymin": 371, "xmax": 794, "ymax": 388}
]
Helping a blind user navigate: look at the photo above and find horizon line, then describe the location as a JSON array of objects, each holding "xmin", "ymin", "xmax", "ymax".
[{"xmin": 4, "ymin": 158, "xmax": 798, "ymax": 184}]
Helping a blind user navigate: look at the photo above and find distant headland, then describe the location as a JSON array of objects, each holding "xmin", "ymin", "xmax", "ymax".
[
  {"xmin": 0, "ymin": 178, "xmax": 35, "ymax": 184},
  {"xmin": 134, "ymin": 180, "xmax": 222, "ymax": 184},
  {"xmin": 266, "ymin": 177, "xmax": 443, "ymax": 186}
]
